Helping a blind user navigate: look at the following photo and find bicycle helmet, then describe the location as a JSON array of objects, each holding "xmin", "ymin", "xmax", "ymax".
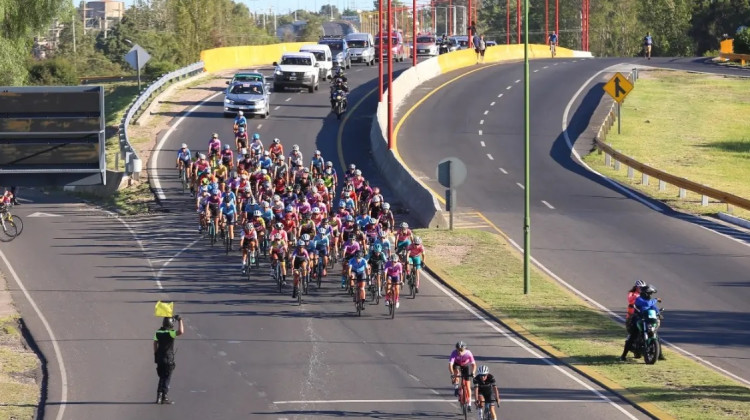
[
  {"xmin": 372, "ymin": 196, "xmax": 381, "ymax": 203},
  {"xmin": 293, "ymin": 144, "xmax": 300, "ymax": 151},
  {"xmin": 285, "ymin": 205, "xmax": 294, "ymax": 212},
  {"xmin": 180, "ymin": 143, "xmax": 187, "ymax": 149},
  {"xmin": 379, "ymin": 230, "xmax": 387, "ymax": 238},
  {"xmin": 261, "ymin": 201, "xmax": 269, "ymax": 207},
  {"xmin": 373, "ymin": 244, "xmax": 383, "ymax": 253},
  {"xmin": 303, "ymin": 167, "xmax": 310, "ymax": 173},
  {"xmin": 239, "ymin": 127, "xmax": 245, "ymax": 133},
  {"xmin": 243, "ymin": 185, "xmax": 252, "ymax": 193},
  {"xmin": 326, "ymin": 161, "xmax": 333, "ymax": 167},
  {"xmin": 390, "ymin": 254, "xmax": 399, "ymax": 262},
  {"xmin": 477, "ymin": 365, "xmax": 489, "ymax": 376},
  {"xmin": 273, "ymin": 138, "xmax": 280, "ymax": 144},
  {"xmin": 263, "ymin": 150, "xmax": 270, "ymax": 156},
  {"xmin": 301, "ymin": 233, "xmax": 310, "ymax": 241},
  {"xmin": 400, "ymin": 222, "xmax": 408, "ymax": 229},
  {"xmin": 198, "ymin": 153, "xmax": 206, "ymax": 159},
  {"xmin": 338, "ymin": 199, "xmax": 346, "ymax": 207},
  {"xmin": 318, "ymin": 227, "xmax": 326, "ymax": 234},
  {"xmin": 238, "ymin": 111, "xmax": 244, "ymax": 116},
  {"xmin": 312, "ymin": 207, "xmax": 321, "ymax": 214},
  {"xmin": 230, "ymin": 171, "xmax": 238, "ymax": 179},
  {"xmin": 314, "ymin": 150, "xmax": 321, "ymax": 156},
  {"xmin": 212, "ymin": 133, "xmax": 219, "ymax": 138},
  {"xmin": 275, "ymin": 222, "xmax": 283, "ymax": 229},
  {"xmin": 297, "ymin": 240, "xmax": 305, "ymax": 247},
  {"xmin": 373, "ymin": 187, "xmax": 380, "ymax": 194},
  {"xmin": 355, "ymin": 250, "xmax": 363, "ymax": 258},
  {"xmin": 223, "ymin": 144, "xmax": 230, "ymax": 151},
  {"xmin": 634, "ymin": 280, "xmax": 646, "ymax": 288},
  {"xmin": 414, "ymin": 236, "xmax": 422, "ymax": 245},
  {"xmin": 253, "ymin": 133, "xmax": 260, "ymax": 140},
  {"xmin": 278, "ymin": 154, "xmax": 285, "ymax": 160},
  {"xmin": 345, "ymin": 215, "xmax": 354, "ymax": 222},
  {"xmin": 354, "ymin": 169, "xmax": 362, "ymax": 176},
  {"xmin": 455, "ymin": 341, "xmax": 467, "ymax": 350},
  {"xmin": 261, "ymin": 169, "xmax": 268, "ymax": 175},
  {"xmin": 349, "ymin": 164, "xmax": 356, "ymax": 170},
  {"xmin": 244, "ymin": 222, "xmax": 252, "ymax": 231},
  {"xmin": 223, "ymin": 195, "xmax": 232, "ymax": 203},
  {"xmin": 211, "ymin": 189, "xmax": 219, "ymax": 196},
  {"xmin": 253, "ymin": 210, "xmax": 262, "ymax": 217},
  {"xmin": 383, "ymin": 202, "xmax": 391, "ymax": 210}
]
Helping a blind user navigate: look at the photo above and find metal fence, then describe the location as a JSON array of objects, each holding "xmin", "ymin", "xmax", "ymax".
[{"xmin": 117, "ymin": 61, "xmax": 204, "ymax": 178}]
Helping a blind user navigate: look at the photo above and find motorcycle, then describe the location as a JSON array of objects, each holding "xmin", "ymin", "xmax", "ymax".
[
  {"xmin": 629, "ymin": 308, "xmax": 663, "ymax": 364},
  {"xmin": 332, "ymin": 90, "xmax": 347, "ymax": 120},
  {"xmin": 438, "ymin": 41, "xmax": 450, "ymax": 55}
]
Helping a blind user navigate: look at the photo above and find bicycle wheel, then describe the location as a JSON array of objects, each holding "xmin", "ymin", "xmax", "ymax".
[
  {"xmin": 6, "ymin": 214, "xmax": 22, "ymax": 237},
  {"xmin": 0, "ymin": 220, "xmax": 18, "ymax": 242},
  {"xmin": 254, "ymin": 249, "xmax": 260, "ymax": 269},
  {"xmin": 410, "ymin": 272, "xmax": 417, "ymax": 299},
  {"xmin": 277, "ymin": 264, "xmax": 283, "ymax": 293},
  {"xmin": 390, "ymin": 296, "xmax": 396, "ymax": 319},
  {"xmin": 225, "ymin": 235, "xmax": 231, "ymax": 256},
  {"xmin": 356, "ymin": 299, "xmax": 361, "ymax": 316},
  {"xmin": 180, "ymin": 169, "xmax": 186, "ymax": 194},
  {"xmin": 208, "ymin": 223, "xmax": 215, "ymax": 246},
  {"xmin": 297, "ymin": 279, "xmax": 303, "ymax": 305},
  {"xmin": 316, "ymin": 263, "xmax": 323, "ymax": 288}
]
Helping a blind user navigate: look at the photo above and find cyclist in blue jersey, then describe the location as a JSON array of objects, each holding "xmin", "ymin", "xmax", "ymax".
[
  {"xmin": 313, "ymin": 227, "xmax": 331, "ymax": 276},
  {"xmin": 233, "ymin": 111, "xmax": 247, "ymax": 133},
  {"xmin": 643, "ymin": 32, "xmax": 653, "ymax": 60},
  {"xmin": 219, "ymin": 194, "xmax": 237, "ymax": 246},
  {"xmin": 176, "ymin": 143, "xmax": 192, "ymax": 175},
  {"xmin": 348, "ymin": 250, "xmax": 370, "ymax": 307}
]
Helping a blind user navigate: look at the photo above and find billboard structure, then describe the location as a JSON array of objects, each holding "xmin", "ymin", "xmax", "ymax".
[{"xmin": 0, "ymin": 86, "xmax": 106, "ymax": 187}]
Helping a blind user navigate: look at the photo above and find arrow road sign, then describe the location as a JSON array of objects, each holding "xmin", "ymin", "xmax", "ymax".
[{"xmin": 603, "ymin": 72, "xmax": 633, "ymax": 103}]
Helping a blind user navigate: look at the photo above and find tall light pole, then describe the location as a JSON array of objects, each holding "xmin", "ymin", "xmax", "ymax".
[
  {"xmin": 378, "ymin": 0, "xmax": 383, "ymax": 102},
  {"xmin": 412, "ymin": 0, "xmax": 417, "ymax": 66},
  {"xmin": 523, "ymin": 0, "xmax": 530, "ymax": 294},
  {"xmin": 387, "ymin": 0, "xmax": 393, "ymax": 149}
]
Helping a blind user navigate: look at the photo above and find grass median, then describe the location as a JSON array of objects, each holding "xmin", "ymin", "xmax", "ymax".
[
  {"xmin": 582, "ymin": 70, "xmax": 750, "ymax": 219},
  {"xmin": 0, "ymin": 315, "xmax": 40, "ymax": 420},
  {"xmin": 416, "ymin": 228, "xmax": 750, "ymax": 420}
]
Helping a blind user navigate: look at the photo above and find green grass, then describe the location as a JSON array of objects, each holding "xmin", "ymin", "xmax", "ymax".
[
  {"xmin": 583, "ymin": 70, "xmax": 750, "ymax": 219},
  {"xmin": 0, "ymin": 315, "xmax": 39, "ymax": 420},
  {"xmin": 103, "ymin": 81, "xmax": 140, "ymax": 126},
  {"xmin": 73, "ymin": 181, "xmax": 154, "ymax": 216},
  {"xmin": 417, "ymin": 228, "xmax": 750, "ymax": 420}
]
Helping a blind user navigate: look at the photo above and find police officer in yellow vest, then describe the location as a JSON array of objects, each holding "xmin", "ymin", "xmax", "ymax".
[{"xmin": 154, "ymin": 315, "xmax": 184, "ymax": 404}]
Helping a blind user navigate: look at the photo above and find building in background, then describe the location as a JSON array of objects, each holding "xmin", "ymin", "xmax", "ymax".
[{"xmin": 84, "ymin": 0, "xmax": 125, "ymax": 33}]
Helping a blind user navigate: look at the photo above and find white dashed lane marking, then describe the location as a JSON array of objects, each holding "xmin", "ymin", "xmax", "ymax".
[
  {"xmin": 480, "ymin": 141, "xmax": 486, "ymax": 147},
  {"xmin": 498, "ymin": 93, "xmax": 503, "ymax": 97},
  {"xmin": 490, "ymin": 101, "xmax": 496, "ymax": 106},
  {"xmin": 480, "ymin": 119, "xmax": 484, "ymax": 125},
  {"xmin": 515, "ymin": 79, "xmax": 521, "ymax": 83},
  {"xmin": 487, "ymin": 154, "xmax": 494, "ymax": 161},
  {"xmin": 534, "ymin": 69, "xmax": 539, "ymax": 73},
  {"xmin": 274, "ymin": 106, "xmax": 281, "ymax": 110},
  {"xmin": 516, "ymin": 183, "xmax": 525, "ymax": 190},
  {"xmin": 499, "ymin": 168, "xmax": 508, "ymax": 174},
  {"xmin": 285, "ymin": 97, "xmax": 291, "ymax": 102},
  {"xmin": 542, "ymin": 200, "xmax": 555, "ymax": 209},
  {"xmin": 506, "ymin": 86, "xmax": 512, "ymax": 90},
  {"xmin": 484, "ymin": 110, "xmax": 489, "ymax": 115},
  {"xmin": 478, "ymin": 130, "xmax": 483, "ymax": 136},
  {"xmin": 257, "ymin": 124, "xmax": 263, "ymax": 129},
  {"xmin": 543, "ymin": 65, "xmax": 549, "ymax": 69}
]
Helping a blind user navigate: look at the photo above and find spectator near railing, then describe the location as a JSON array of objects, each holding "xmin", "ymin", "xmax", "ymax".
[{"xmin": 117, "ymin": 61, "xmax": 205, "ymax": 179}]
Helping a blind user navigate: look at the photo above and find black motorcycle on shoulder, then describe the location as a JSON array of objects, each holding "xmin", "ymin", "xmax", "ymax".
[
  {"xmin": 628, "ymin": 308, "xmax": 663, "ymax": 364},
  {"xmin": 438, "ymin": 40, "xmax": 450, "ymax": 55},
  {"xmin": 332, "ymin": 89, "xmax": 347, "ymax": 120}
]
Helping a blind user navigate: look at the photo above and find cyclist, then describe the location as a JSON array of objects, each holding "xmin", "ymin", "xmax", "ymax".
[
  {"xmin": 268, "ymin": 138, "xmax": 284, "ymax": 160},
  {"xmin": 274, "ymin": 154, "xmax": 289, "ymax": 184},
  {"xmin": 193, "ymin": 153, "xmax": 211, "ymax": 186},
  {"xmin": 322, "ymin": 162, "xmax": 337, "ymax": 198},
  {"xmin": 310, "ymin": 150, "xmax": 325, "ymax": 177},
  {"xmin": 251, "ymin": 210, "xmax": 267, "ymax": 255},
  {"xmin": 341, "ymin": 236, "xmax": 361, "ymax": 288},
  {"xmin": 473, "ymin": 365, "xmax": 500, "ymax": 420},
  {"xmin": 233, "ymin": 111, "xmax": 247, "ymax": 133},
  {"xmin": 368, "ymin": 195, "xmax": 383, "ymax": 219},
  {"xmin": 249, "ymin": 133, "xmax": 264, "ymax": 158},
  {"xmin": 213, "ymin": 161, "xmax": 229, "ymax": 184},
  {"xmin": 219, "ymin": 193, "xmax": 237, "ymax": 246},
  {"xmin": 347, "ymin": 250, "xmax": 370, "ymax": 308},
  {"xmin": 206, "ymin": 189, "xmax": 222, "ymax": 238},
  {"xmin": 384, "ymin": 254, "xmax": 403, "ymax": 308},
  {"xmin": 176, "ymin": 143, "xmax": 192, "ymax": 177},
  {"xmin": 364, "ymin": 219, "xmax": 380, "ymax": 247},
  {"xmin": 259, "ymin": 150, "xmax": 273, "ymax": 171},
  {"xmin": 288, "ymin": 145, "xmax": 303, "ymax": 170},
  {"xmin": 379, "ymin": 202, "xmax": 395, "ymax": 231},
  {"xmin": 269, "ymin": 233, "xmax": 288, "ymax": 283},
  {"xmin": 405, "ymin": 236, "xmax": 425, "ymax": 293},
  {"xmin": 373, "ymin": 230, "xmax": 392, "ymax": 258},
  {"xmin": 290, "ymin": 240, "xmax": 310, "ymax": 299},
  {"xmin": 313, "ymin": 227, "xmax": 331, "ymax": 277},
  {"xmin": 395, "ymin": 222, "xmax": 413, "ymax": 257},
  {"xmin": 548, "ymin": 31, "xmax": 558, "ymax": 57},
  {"xmin": 220, "ymin": 144, "xmax": 234, "ymax": 170},
  {"xmin": 344, "ymin": 164, "xmax": 357, "ymax": 183},
  {"xmin": 196, "ymin": 188, "xmax": 209, "ymax": 233},
  {"xmin": 643, "ymin": 32, "xmax": 653, "ymax": 60},
  {"xmin": 367, "ymin": 243, "xmax": 387, "ymax": 298},
  {"xmin": 207, "ymin": 133, "xmax": 222, "ymax": 163},
  {"xmin": 235, "ymin": 126, "xmax": 249, "ymax": 152},
  {"xmin": 239, "ymin": 221, "xmax": 258, "ymax": 274},
  {"xmin": 449, "ymin": 341, "xmax": 477, "ymax": 410}
]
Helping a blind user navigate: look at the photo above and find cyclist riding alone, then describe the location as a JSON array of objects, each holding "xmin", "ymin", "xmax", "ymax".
[
  {"xmin": 233, "ymin": 111, "xmax": 247, "ymax": 133},
  {"xmin": 473, "ymin": 365, "xmax": 500, "ymax": 420},
  {"xmin": 176, "ymin": 143, "xmax": 192, "ymax": 175},
  {"xmin": 548, "ymin": 31, "xmax": 558, "ymax": 57},
  {"xmin": 449, "ymin": 341, "xmax": 477, "ymax": 410},
  {"xmin": 643, "ymin": 32, "xmax": 653, "ymax": 60}
]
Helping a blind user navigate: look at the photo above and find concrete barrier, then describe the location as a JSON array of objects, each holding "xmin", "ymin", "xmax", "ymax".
[
  {"xmin": 200, "ymin": 43, "xmax": 310, "ymax": 72},
  {"xmin": 370, "ymin": 44, "xmax": 588, "ymax": 228}
]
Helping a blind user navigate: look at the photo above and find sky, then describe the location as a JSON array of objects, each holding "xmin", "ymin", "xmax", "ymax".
[{"xmin": 120, "ymin": 0, "xmax": 375, "ymax": 14}]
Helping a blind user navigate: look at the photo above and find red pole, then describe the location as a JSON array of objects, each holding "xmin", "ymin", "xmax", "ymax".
[
  {"xmin": 387, "ymin": 0, "xmax": 393, "ymax": 150},
  {"xmin": 506, "ymin": 0, "xmax": 510, "ymax": 44},
  {"xmin": 555, "ymin": 0, "xmax": 559, "ymax": 41},
  {"xmin": 413, "ymin": 0, "xmax": 417, "ymax": 66},
  {"xmin": 378, "ymin": 0, "xmax": 383, "ymax": 103},
  {"xmin": 516, "ymin": 0, "xmax": 521, "ymax": 43},
  {"xmin": 544, "ymin": 0, "xmax": 549, "ymax": 44},
  {"xmin": 468, "ymin": 0, "xmax": 472, "ymax": 47},
  {"xmin": 586, "ymin": 0, "xmax": 590, "ymax": 50}
]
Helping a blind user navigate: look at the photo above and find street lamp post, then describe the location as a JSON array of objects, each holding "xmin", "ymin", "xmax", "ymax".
[
  {"xmin": 378, "ymin": 0, "xmax": 383, "ymax": 102},
  {"xmin": 523, "ymin": 0, "xmax": 530, "ymax": 294},
  {"xmin": 387, "ymin": 0, "xmax": 393, "ymax": 149}
]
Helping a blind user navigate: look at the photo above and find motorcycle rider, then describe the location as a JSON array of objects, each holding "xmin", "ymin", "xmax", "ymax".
[
  {"xmin": 620, "ymin": 284, "xmax": 665, "ymax": 361},
  {"xmin": 330, "ymin": 74, "xmax": 349, "ymax": 112}
]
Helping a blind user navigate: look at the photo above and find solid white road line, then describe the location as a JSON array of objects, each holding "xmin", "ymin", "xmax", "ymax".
[
  {"xmin": 499, "ymin": 167, "xmax": 508, "ymax": 174},
  {"xmin": 516, "ymin": 182, "xmax": 525, "ymax": 190},
  {"xmin": 151, "ymin": 91, "xmax": 223, "ymax": 200},
  {"xmin": 487, "ymin": 154, "xmax": 494, "ymax": 160},
  {"xmin": 273, "ymin": 398, "xmax": 608, "ymax": 404},
  {"xmin": 0, "ymin": 250, "xmax": 68, "ymax": 420},
  {"xmin": 480, "ymin": 141, "xmax": 486, "ymax": 147},
  {"xmin": 542, "ymin": 200, "xmax": 555, "ymax": 209}
]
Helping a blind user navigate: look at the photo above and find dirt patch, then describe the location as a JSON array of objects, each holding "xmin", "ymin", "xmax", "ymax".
[{"xmin": 430, "ymin": 244, "xmax": 471, "ymax": 266}]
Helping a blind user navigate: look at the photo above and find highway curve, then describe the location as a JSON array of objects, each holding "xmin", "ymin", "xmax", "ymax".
[
  {"xmin": 394, "ymin": 56, "xmax": 750, "ymax": 384},
  {"xmin": 0, "ymin": 59, "xmax": 647, "ymax": 419}
]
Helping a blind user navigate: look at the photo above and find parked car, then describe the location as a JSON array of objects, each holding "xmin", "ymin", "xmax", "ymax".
[
  {"xmin": 272, "ymin": 52, "xmax": 320, "ymax": 93},
  {"xmin": 453, "ymin": 35, "xmax": 470, "ymax": 50},
  {"xmin": 415, "ymin": 35, "xmax": 438, "ymax": 56},
  {"xmin": 375, "ymin": 31, "xmax": 408, "ymax": 62},
  {"xmin": 223, "ymin": 81, "xmax": 270, "ymax": 118},
  {"xmin": 318, "ymin": 35, "xmax": 352, "ymax": 69},
  {"xmin": 486, "ymin": 40, "xmax": 498, "ymax": 47},
  {"xmin": 345, "ymin": 32, "xmax": 376, "ymax": 66}
]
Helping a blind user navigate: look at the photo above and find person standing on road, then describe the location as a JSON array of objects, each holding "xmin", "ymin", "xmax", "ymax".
[
  {"xmin": 643, "ymin": 32, "xmax": 653, "ymax": 60},
  {"xmin": 473, "ymin": 32, "xmax": 481, "ymax": 62},
  {"xmin": 154, "ymin": 315, "xmax": 184, "ymax": 404},
  {"xmin": 477, "ymin": 35, "xmax": 487, "ymax": 64}
]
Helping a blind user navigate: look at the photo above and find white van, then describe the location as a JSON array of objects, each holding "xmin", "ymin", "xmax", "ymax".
[
  {"xmin": 299, "ymin": 44, "xmax": 333, "ymax": 80},
  {"xmin": 345, "ymin": 33, "xmax": 375, "ymax": 66}
]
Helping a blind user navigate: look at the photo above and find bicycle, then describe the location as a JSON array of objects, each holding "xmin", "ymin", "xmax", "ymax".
[
  {"xmin": 477, "ymin": 398, "xmax": 500, "ymax": 420},
  {"xmin": 294, "ymin": 269, "xmax": 304, "ymax": 305},
  {"xmin": 406, "ymin": 264, "xmax": 417, "ymax": 299},
  {"xmin": 178, "ymin": 163, "xmax": 189, "ymax": 194},
  {"xmin": 272, "ymin": 258, "xmax": 283, "ymax": 293},
  {"xmin": 208, "ymin": 217, "xmax": 217, "ymax": 246},
  {"xmin": 1, "ymin": 207, "xmax": 23, "ymax": 237},
  {"xmin": 224, "ymin": 229, "xmax": 232, "ymax": 256},
  {"xmin": 452, "ymin": 374, "xmax": 472, "ymax": 420},
  {"xmin": 368, "ymin": 272, "xmax": 380, "ymax": 305},
  {"xmin": 315, "ymin": 255, "xmax": 325, "ymax": 289},
  {"xmin": 0, "ymin": 215, "xmax": 19, "ymax": 242}
]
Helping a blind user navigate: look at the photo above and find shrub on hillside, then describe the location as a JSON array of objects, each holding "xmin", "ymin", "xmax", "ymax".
[
  {"xmin": 735, "ymin": 28, "xmax": 750, "ymax": 54},
  {"xmin": 144, "ymin": 60, "xmax": 180, "ymax": 79},
  {"xmin": 26, "ymin": 57, "xmax": 78, "ymax": 85}
]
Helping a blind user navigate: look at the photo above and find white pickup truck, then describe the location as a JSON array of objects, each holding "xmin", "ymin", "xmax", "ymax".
[{"xmin": 272, "ymin": 52, "xmax": 320, "ymax": 93}]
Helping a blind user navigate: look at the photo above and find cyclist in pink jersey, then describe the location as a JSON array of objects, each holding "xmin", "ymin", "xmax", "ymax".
[
  {"xmin": 340, "ymin": 238, "xmax": 361, "ymax": 288},
  {"xmin": 384, "ymin": 254, "xmax": 403, "ymax": 308},
  {"xmin": 405, "ymin": 236, "xmax": 425, "ymax": 293},
  {"xmin": 449, "ymin": 341, "xmax": 477, "ymax": 409},
  {"xmin": 395, "ymin": 222, "xmax": 413, "ymax": 255}
]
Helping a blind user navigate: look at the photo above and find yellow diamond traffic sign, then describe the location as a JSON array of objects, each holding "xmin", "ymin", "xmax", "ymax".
[{"xmin": 603, "ymin": 72, "xmax": 634, "ymax": 103}]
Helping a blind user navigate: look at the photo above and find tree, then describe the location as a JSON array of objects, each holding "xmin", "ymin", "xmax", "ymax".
[
  {"xmin": 299, "ymin": 15, "xmax": 325, "ymax": 41},
  {"xmin": 320, "ymin": 4, "xmax": 340, "ymax": 20}
]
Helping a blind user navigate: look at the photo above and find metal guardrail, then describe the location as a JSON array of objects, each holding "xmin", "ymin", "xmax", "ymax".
[
  {"xmin": 719, "ymin": 51, "xmax": 749, "ymax": 66},
  {"xmin": 594, "ymin": 69, "xmax": 750, "ymax": 213},
  {"xmin": 117, "ymin": 61, "xmax": 204, "ymax": 178}
]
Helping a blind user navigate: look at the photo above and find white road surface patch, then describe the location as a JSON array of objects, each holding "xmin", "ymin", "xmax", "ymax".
[
  {"xmin": 0, "ymin": 251, "xmax": 68, "ymax": 420},
  {"xmin": 480, "ymin": 141, "xmax": 486, "ymax": 147},
  {"xmin": 274, "ymin": 106, "xmax": 281, "ymax": 110},
  {"xmin": 499, "ymin": 168, "xmax": 508, "ymax": 174},
  {"xmin": 483, "ymin": 110, "xmax": 489, "ymax": 115},
  {"xmin": 542, "ymin": 200, "xmax": 555, "ymax": 209},
  {"xmin": 534, "ymin": 69, "xmax": 539, "ymax": 73},
  {"xmin": 490, "ymin": 101, "xmax": 496, "ymax": 106},
  {"xmin": 515, "ymin": 79, "xmax": 521, "ymax": 83},
  {"xmin": 257, "ymin": 124, "xmax": 263, "ymax": 129},
  {"xmin": 478, "ymin": 130, "xmax": 483, "ymax": 136},
  {"xmin": 498, "ymin": 93, "xmax": 504, "ymax": 98},
  {"xmin": 544, "ymin": 65, "xmax": 549, "ymax": 69},
  {"xmin": 285, "ymin": 97, "xmax": 291, "ymax": 102},
  {"xmin": 27, "ymin": 212, "xmax": 61, "ymax": 217},
  {"xmin": 376, "ymin": 350, "xmax": 385, "ymax": 357},
  {"xmin": 516, "ymin": 182, "xmax": 525, "ymax": 190},
  {"xmin": 506, "ymin": 86, "xmax": 512, "ymax": 90},
  {"xmin": 487, "ymin": 154, "xmax": 494, "ymax": 160},
  {"xmin": 480, "ymin": 119, "xmax": 484, "ymax": 125}
]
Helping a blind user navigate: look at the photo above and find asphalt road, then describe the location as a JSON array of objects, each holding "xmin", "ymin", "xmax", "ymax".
[
  {"xmin": 0, "ymin": 56, "xmax": 650, "ymax": 420},
  {"xmin": 395, "ymin": 56, "xmax": 750, "ymax": 384}
]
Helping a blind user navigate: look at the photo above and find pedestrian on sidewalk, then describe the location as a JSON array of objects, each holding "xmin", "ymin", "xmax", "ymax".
[
  {"xmin": 477, "ymin": 34, "xmax": 487, "ymax": 64},
  {"xmin": 154, "ymin": 315, "xmax": 184, "ymax": 404}
]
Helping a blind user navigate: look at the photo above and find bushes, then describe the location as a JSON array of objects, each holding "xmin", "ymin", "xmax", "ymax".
[
  {"xmin": 26, "ymin": 57, "xmax": 78, "ymax": 85},
  {"xmin": 143, "ymin": 60, "xmax": 180, "ymax": 79},
  {"xmin": 735, "ymin": 28, "xmax": 750, "ymax": 54}
]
